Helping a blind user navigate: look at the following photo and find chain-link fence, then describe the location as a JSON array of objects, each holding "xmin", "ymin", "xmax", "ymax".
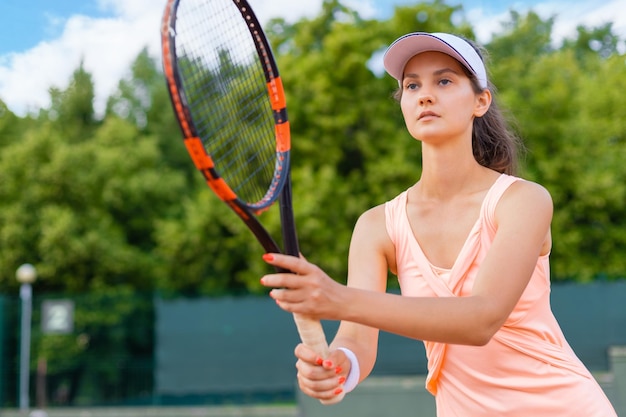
[{"xmin": 0, "ymin": 291, "xmax": 154, "ymax": 408}]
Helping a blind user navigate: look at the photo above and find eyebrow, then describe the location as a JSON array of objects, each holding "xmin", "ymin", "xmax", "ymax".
[{"xmin": 403, "ymin": 67, "xmax": 462, "ymax": 81}]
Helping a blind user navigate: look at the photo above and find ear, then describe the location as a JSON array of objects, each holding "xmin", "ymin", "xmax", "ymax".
[{"xmin": 474, "ymin": 89, "xmax": 492, "ymax": 118}]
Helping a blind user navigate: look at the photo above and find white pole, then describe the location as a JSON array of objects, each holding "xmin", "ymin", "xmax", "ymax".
[
  {"xmin": 18, "ymin": 283, "xmax": 32, "ymax": 412},
  {"xmin": 16, "ymin": 263, "xmax": 37, "ymax": 413}
]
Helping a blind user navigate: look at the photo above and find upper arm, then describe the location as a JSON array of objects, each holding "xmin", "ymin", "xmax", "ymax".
[
  {"xmin": 471, "ymin": 180, "xmax": 553, "ymax": 333},
  {"xmin": 346, "ymin": 205, "xmax": 395, "ymax": 292},
  {"xmin": 330, "ymin": 205, "xmax": 394, "ymax": 378}
]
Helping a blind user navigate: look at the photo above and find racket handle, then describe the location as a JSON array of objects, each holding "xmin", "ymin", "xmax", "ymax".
[{"xmin": 293, "ymin": 313, "xmax": 346, "ymax": 405}]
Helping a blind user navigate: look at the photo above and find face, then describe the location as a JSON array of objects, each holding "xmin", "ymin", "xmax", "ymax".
[{"xmin": 399, "ymin": 51, "xmax": 491, "ymax": 145}]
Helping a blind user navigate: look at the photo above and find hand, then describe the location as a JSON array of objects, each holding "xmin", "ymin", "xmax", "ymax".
[
  {"xmin": 294, "ymin": 343, "xmax": 351, "ymax": 401},
  {"xmin": 260, "ymin": 253, "xmax": 345, "ymax": 320}
]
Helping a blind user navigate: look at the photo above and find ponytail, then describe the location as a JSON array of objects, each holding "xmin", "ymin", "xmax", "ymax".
[{"xmin": 471, "ymin": 80, "xmax": 522, "ymax": 175}]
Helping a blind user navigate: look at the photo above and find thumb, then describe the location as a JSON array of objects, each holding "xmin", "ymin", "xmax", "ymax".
[{"xmin": 325, "ymin": 348, "xmax": 351, "ymax": 376}]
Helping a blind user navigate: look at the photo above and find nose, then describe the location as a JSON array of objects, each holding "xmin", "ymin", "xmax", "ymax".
[{"xmin": 418, "ymin": 90, "xmax": 434, "ymax": 106}]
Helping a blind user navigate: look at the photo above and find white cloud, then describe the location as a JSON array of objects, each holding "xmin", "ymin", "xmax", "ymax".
[
  {"xmin": 468, "ymin": 0, "xmax": 626, "ymax": 48},
  {"xmin": 0, "ymin": 0, "xmax": 163, "ymax": 117},
  {"xmin": 246, "ymin": 0, "xmax": 323, "ymax": 23},
  {"xmin": 0, "ymin": 0, "xmax": 329, "ymax": 117},
  {"xmin": 549, "ymin": 0, "xmax": 626, "ymax": 51}
]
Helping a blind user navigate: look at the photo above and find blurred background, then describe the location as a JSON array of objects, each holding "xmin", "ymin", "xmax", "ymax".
[{"xmin": 0, "ymin": 0, "xmax": 625, "ymax": 415}]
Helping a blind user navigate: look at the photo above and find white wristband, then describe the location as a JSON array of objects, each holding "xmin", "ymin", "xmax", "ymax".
[{"xmin": 337, "ymin": 347, "xmax": 360, "ymax": 393}]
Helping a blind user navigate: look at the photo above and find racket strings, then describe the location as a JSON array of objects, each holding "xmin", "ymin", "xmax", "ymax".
[{"xmin": 174, "ymin": 0, "xmax": 277, "ymax": 205}]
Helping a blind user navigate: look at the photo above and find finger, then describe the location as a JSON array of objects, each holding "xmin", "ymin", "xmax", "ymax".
[
  {"xmin": 295, "ymin": 343, "xmax": 323, "ymax": 366},
  {"xmin": 296, "ymin": 362, "xmax": 344, "ymax": 399},
  {"xmin": 295, "ymin": 344, "xmax": 344, "ymax": 374},
  {"xmin": 262, "ymin": 252, "xmax": 311, "ymax": 274},
  {"xmin": 297, "ymin": 374, "xmax": 344, "ymax": 401},
  {"xmin": 295, "ymin": 356, "xmax": 341, "ymax": 381},
  {"xmin": 259, "ymin": 272, "xmax": 299, "ymax": 290},
  {"xmin": 269, "ymin": 283, "xmax": 309, "ymax": 300}
]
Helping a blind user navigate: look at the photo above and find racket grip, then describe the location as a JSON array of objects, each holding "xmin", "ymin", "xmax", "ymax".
[{"xmin": 293, "ymin": 313, "xmax": 346, "ymax": 405}]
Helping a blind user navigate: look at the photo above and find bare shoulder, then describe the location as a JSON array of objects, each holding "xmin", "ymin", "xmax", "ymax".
[
  {"xmin": 350, "ymin": 203, "xmax": 397, "ymax": 277},
  {"xmin": 352, "ymin": 204, "xmax": 388, "ymax": 246},
  {"xmin": 503, "ymin": 179, "xmax": 552, "ymax": 208},
  {"xmin": 497, "ymin": 179, "xmax": 553, "ymax": 227},
  {"xmin": 356, "ymin": 203, "xmax": 385, "ymax": 226}
]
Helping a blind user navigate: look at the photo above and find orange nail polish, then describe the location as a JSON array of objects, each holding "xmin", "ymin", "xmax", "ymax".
[
  {"xmin": 334, "ymin": 387, "xmax": 343, "ymax": 395},
  {"xmin": 338, "ymin": 376, "xmax": 346, "ymax": 384},
  {"xmin": 324, "ymin": 360, "xmax": 333, "ymax": 368},
  {"xmin": 315, "ymin": 357, "xmax": 324, "ymax": 366},
  {"xmin": 262, "ymin": 253, "xmax": 274, "ymax": 262},
  {"xmin": 335, "ymin": 366, "xmax": 343, "ymax": 374}
]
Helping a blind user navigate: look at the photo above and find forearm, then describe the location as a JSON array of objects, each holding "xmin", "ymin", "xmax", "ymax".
[{"xmin": 338, "ymin": 287, "xmax": 500, "ymax": 346}]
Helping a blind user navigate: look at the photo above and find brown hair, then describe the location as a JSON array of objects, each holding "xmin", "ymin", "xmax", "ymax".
[{"xmin": 392, "ymin": 38, "xmax": 522, "ymax": 175}]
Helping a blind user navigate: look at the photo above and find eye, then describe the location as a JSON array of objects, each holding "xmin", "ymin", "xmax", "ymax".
[
  {"xmin": 405, "ymin": 82, "xmax": 419, "ymax": 91},
  {"xmin": 439, "ymin": 78, "xmax": 452, "ymax": 86}
]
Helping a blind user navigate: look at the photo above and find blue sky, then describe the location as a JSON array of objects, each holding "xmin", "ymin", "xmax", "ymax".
[
  {"xmin": 0, "ymin": 0, "xmax": 112, "ymax": 55},
  {"xmin": 0, "ymin": 0, "xmax": 622, "ymax": 116},
  {"xmin": 0, "ymin": 0, "xmax": 544, "ymax": 55}
]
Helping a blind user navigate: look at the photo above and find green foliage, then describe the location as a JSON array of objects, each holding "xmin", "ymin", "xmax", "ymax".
[
  {"xmin": 106, "ymin": 49, "xmax": 192, "ymax": 178},
  {"xmin": 547, "ymin": 53, "xmax": 626, "ymax": 281},
  {"xmin": 0, "ymin": 113, "xmax": 186, "ymax": 293},
  {"xmin": 0, "ymin": 0, "xmax": 623, "ymax": 300},
  {"xmin": 0, "ymin": 54, "xmax": 187, "ymax": 405},
  {"xmin": 154, "ymin": 185, "xmax": 264, "ymax": 296},
  {"xmin": 44, "ymin": 61, "xmax": 98, "ymax": 140},
  {"xmin": 486, "ymin": 12, "xmax": 626, "ymax": 281}
]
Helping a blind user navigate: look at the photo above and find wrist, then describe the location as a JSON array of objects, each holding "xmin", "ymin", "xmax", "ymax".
[{"xmin": 337, "ymin": 347, "xmax": 360, "ymax": 393}]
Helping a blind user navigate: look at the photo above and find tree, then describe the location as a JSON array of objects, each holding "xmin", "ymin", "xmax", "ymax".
[
  {"xmin": 0, "ymin": 101, "xmax": 28, "ymax": 149},
  {"xmin": 106, "ymin": 49, "xmax": 193, "ymax": 178},
  {"xmin": 488, "ymin": 11, "xmax": 626, "ymax": 281},
  {"xmin": 0, "ymin": 62, "xmax": 189, "ymax": 406},
  {"xmin": 564, "ymin": 23, "xmax": 620, "ymax": 60},
  {"xmin": 43, "ymin": 61, "xmax": 98, "ymax": 141},
  {"xmin": 547, "ymin": 51, "xmax": 626, "ymax": 281}
]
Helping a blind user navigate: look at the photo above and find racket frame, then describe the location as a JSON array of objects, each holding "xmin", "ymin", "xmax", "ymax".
[
  {"xmin": 161, "ymin": 0, "xmax": 344, "ymax": 404},
  {"xmin": 161, "ymin": 0, "xmax": 292, "ymax": 254}
]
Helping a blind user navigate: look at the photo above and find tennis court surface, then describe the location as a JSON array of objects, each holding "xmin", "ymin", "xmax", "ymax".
[{"xmin": 0, "ymin": 405, "xmax": 298, "ymax": 417}]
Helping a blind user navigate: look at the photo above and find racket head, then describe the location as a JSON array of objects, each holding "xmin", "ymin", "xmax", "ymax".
[
  {"xmin": 161, "ymin": 4, "xmax": 338, "ymax": 405},
  {"xmin": 161, "ymin": 0, "xmax": 291, "ymax": 214}
]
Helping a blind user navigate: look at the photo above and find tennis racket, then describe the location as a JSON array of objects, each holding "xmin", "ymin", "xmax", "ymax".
[{"xmin": 160, "ymin": 0, "xmax": 344, "ymax": 404}]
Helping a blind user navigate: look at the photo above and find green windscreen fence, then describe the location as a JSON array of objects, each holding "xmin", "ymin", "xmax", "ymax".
[
  {"xmin": 154, "ymin": 296, "xmax": 302, "ymax": 400},
  {"xmin": 551, "ymin": 281, "xmax": 626, "ymax": 370},
  {"xmin": 0, "ymin": 282, "xmax": 623, "ymax": 407},
  {"xmin": 155, "ymin": 282, "xmax": 626, "ymax": 402},
  {"xmin": 0, "ymin": 295, "xmax": 6, "ymax": 406}
]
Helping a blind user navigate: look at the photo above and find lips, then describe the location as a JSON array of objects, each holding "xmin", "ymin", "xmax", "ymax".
[{"xmin": 418, "ymin": 111, "xmax": 439, "ymax": 120}]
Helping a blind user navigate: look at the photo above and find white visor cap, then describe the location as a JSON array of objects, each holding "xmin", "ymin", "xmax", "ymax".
[{"xmin": 383, "ymin": 32, "xmax": 488, "ymax": 89}]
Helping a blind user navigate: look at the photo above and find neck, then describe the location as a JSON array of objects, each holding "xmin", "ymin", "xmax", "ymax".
[{"xmin": 415, "ymin": 143, "xmax": 497, "ymax": 200}]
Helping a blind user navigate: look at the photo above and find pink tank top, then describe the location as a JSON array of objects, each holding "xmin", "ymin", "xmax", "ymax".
[{"xmin": 385, "ymin": 174, "xmax": 616, "ymax": 416}]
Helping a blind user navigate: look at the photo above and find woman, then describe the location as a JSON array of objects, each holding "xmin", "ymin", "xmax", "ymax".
[{"xmin": 260, "ymin": 32, "xmax": 617, "ymax": 416}]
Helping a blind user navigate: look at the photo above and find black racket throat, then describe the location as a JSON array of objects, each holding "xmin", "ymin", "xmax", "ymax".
[{"xmin": 279, "ymin": 174, "xmax": 299, "ymax": 257}]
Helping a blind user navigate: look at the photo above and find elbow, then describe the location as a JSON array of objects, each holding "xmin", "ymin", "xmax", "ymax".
[
  {"xmin": 466, "ymin": 308, "xmax": 505, "ymax": 346},
  {"xmin": 469, "ymin": 328, "xmax": 497, "ymax": 346}
]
